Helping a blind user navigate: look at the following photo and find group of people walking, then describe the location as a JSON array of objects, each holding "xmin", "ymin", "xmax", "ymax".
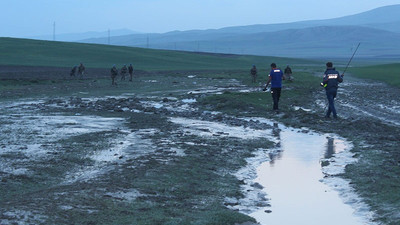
[
  {"xmin": 70, "ymin": 61, "xmax": 343, "ymax": 118},
  {"xmin": 70, "ymin": 63, "xmax": 135, "ymax": 85},
  {"xmin": 111, "ymin": 64, "xmax": 134, "ymax": 85},
  {"xmin": 259, "ymin": 62, "xmax": 343, "ymax": 118},
  {"xmin": 250, "ymin": 64, "xmax": 293, "ymax": 84},
  {"xmin": 70, "ymin": 63, "xmax": 86, "ymax": 78}
]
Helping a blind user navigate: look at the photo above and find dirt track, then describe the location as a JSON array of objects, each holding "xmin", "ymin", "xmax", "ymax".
[
  {"xmin": 0, "ymin": 66, "xmax": 399, "ymax": 224},
  {"xmin": 336, "ymin": 75, "xmax": 400, "ymax": 126}
]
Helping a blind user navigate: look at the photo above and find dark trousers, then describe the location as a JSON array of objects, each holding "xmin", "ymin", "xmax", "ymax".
[
  {"xmin": 271, "ymin": 87, "xmax": 281, "ymax": 110},
  {"xmin": 326, "ymin": 89, "xmax": 337, "ymax": 117}
]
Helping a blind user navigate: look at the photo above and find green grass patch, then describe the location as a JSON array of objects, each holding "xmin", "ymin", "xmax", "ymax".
[
  {"xmin": 199, "ymin": 72, "xmax": 321, "ymax": 115},
  {"xmin": 349, "ymin": 63, "xmax": 400, "ymax": 87},
  {"xmin": 0, "ymin": 37, "xmax": 315, "ymax": 71}
]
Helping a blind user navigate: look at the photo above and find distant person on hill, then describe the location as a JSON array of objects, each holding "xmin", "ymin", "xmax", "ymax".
[
  {"xmin": 70, "ymin": 65, "xmax": 77, "ymax": 77},
  {"xmin": 120, "ymin": 64, "xmax": 128, "ymax": 81},
  {"xmin": 128, "ymin": 64, "xmax": 134, "ymax": 82},
  {"xmin": 250, "ymin": 65, "xmax": 257, "ymax": 83},
  {"xmin": 78, "ymin": 63, "xmax": 85, "ymax": 78},
  {"xmin": 111, "ymin": 65, "xmax": 118, "ymax": 85},
  {"xmin": 263, "ymin": 63, "xmax": 285, "ymax": 113},
  {"xmin": 321, "ymin": 62, "xmax": 343, "ymax": 119},
  {"xmin": 284, "ymin": 65, "xmax": 293, "ymax": 81}
]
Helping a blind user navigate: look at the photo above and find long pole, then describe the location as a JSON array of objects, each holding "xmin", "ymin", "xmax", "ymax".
[{"xmin": 342, "ymin": 42, "xmax": 361, "ymax": 76}]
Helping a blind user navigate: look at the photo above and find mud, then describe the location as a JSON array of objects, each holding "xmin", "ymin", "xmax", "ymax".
[
  {"xmin": 313, "ymin": 74, "xmax": 400, "ymax": 127},
  {"xmin": 1, "ymin": 65, "xmax": 399, "ymax": 224}
]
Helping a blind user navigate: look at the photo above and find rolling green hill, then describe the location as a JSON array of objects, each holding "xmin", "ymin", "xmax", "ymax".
[
  {"xmin": 2, "ymin": 37, "xmax": 399, "ymax": 87},
  {"xmin": 0, "ymin": 37, "xmax": 313, "ymax": 70}
]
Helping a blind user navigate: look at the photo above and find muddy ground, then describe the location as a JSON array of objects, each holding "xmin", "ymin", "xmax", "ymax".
[{"xmin": 0, "ymin": 66, "xmax": 399, "ymax": 224}]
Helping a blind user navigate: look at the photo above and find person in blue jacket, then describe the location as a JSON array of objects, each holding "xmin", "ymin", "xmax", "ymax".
[
  {"xmin": 263, "ymin": 63, "xmax": 285, "ymax": 113},
  {"xmin": 321, "ymin": 62, "xmax": 343, "ymax": 118}
]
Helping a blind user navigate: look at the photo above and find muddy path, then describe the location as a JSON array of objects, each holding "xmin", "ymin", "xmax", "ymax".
[
  {"xmin": 0, "ymin": 70, "xmax": 271, "ymax": 224},
  {"xmin": 312, "ymin": 73, "xmax": 400, "ymax": 127},
  {"xmin": 0, "ymin": 98, "xmax": 281, "ymax": 224},
  {"xmin": 0, "ymin": 66, "xmax": 399, "ymax": 224}
]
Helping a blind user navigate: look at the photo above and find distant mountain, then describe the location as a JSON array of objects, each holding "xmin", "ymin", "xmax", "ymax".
[
  {"xmin": 130, "ymin": 26, "xmax": 400, "ymax": 58},
  {"xmin": 214, "ymin": 26, "xmax": 400, "ymax": 58},
  {"xmin": 30, "ymin": 29, "xmax": 140, "ymax": 42},
  {"xmin": 213, "ymin": 4, "xmax": 400, "ymax": 34},
  {"xmin": 80, "ymin": 5, "xmax": 400, "ymax": 59}
]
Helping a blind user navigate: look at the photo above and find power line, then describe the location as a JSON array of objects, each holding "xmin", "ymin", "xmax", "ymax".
[
  {"xmin": 108, "ymin": 29, "xmax": 110, "ymax": 45},
  {"xmin": 53, "ymin": 22, "xmax": 55, "ymax": 41}
]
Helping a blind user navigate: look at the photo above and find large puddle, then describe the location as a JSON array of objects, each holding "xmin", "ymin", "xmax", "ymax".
[
  {"xmin": 247, "ymin": 121, "xmax": 375, "ymax": 225},
  {"xmin": 170, "ymin": 116, "xmax": 375, "ymax": 224}
]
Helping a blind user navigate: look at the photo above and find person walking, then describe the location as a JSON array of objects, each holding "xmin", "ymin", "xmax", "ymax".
[
  {"xmin": 70, "ymin": 65, "xmax": 77, "ymax": 77},
  {"xmin": 250, "ymin": 65, "xmax": 257, "ymax": 83},
  {"xmin": 128, "ymin": 64, "xmax": 134, "ymax": 82},
  {"xmin": 120, "ymin": 64, "xmax": 127, "ymax": 81},
  {"xmin": 263, "ymin": 63, "xmax": 285, "ymax": 113},
  {"xmin": 284, "ymin": 65, "xmax": 293, "ymax": 81},
  {"xmin": 78, "ymin": 63, "xmax": 85, "ymax": 78},
  {"xmin": 111, "ymin": 65, "xmax": 118, "ymax": 85},
  {"xmin": 321, "ymin": 62, "xmax": 343, "ymax": 119}
]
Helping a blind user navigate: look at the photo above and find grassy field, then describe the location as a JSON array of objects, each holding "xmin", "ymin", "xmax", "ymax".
[
  {"xmin": 0, "ymin": 37, "xmax": 313, "ymax": 71},
  {"xmin": 349, "ymin": 63, "xmax": 400, "ymax": 87},
  {"xmin": 198, "ymin": 71, "xmax": 321, "ymax": 116}
]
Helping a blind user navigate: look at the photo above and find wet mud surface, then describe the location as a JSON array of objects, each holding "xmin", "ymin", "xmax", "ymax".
[
  {"xmin": 1, "ymin": 66, "xmax": 399, "ymax": 224},
  {"xmin": 313, "ymin": 74, "xmax": 400, "ymax": 126}
]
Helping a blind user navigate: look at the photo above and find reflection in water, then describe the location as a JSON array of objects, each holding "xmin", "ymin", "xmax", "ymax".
[
  {"xmin": 272, "ymin": 123, "xmax": 281, "ymax": 140},
  {"xmin": 269, "ymin": 123, "xmax": 282, "ymax": 166},
  {"xmin": 325, "ymin": 137, "xmax": 335, "ymax": 159},
  {"xmin": 250, "ymin": 127, "xmax": 367, "ymax": 225}
]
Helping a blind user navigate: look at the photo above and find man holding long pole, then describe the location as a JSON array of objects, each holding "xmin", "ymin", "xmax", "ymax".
[
  {"xmin": 321, "ymin": 43, "xmax": 360, "ymax": 119},
  {"xmin": 321, "ymin": 62, "xmax": 343, "ymax": 119}
]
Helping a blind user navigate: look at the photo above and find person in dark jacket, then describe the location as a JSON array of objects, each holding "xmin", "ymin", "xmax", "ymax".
[
  {"xmin": 264, "ymin": 63, "xmax": 285, "ymax": 113},
  {"xmin": 128, "ymin": 64, "xmax": 134, "ymax": 82},
  {"xmin": 111, "ymin": 65, "xmax": 118, "ymax": 85},
  {"xmin": 78, "ymin": 63, "xmax": 85, "ymax": 78},
  {"xmin": 120, "ymin": 64, "xmax": 127, "ymax": 81},
  {"xmin": 70, "ymin": 65, "xmax": 77, "ymax": 77},
  {"xmin": 284, "ymin": 65, "xmax": 293, "ymax": 81},
  {"xmin": 321, "ymin": 62, "xmax": 343, "ymax": 118},
  {"xmin": 250, "ymin": 65, "xmax": 257, "ymax": 83}
]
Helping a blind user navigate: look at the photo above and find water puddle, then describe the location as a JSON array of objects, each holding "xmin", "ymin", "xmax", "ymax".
[
  {"xmin": 170, "ymin": 116, "xmax": 375, "ymax": 224},
  {"xmin": 246, "ymin": 122, "xmax": 375, "ymax": 225}
]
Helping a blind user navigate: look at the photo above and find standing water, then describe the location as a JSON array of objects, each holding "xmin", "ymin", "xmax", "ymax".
[
  {"xmin": 249, "ymin": 122, "xmax": 374, "ymax": 225},
  {"xmin": 169, "ymin": 116, "xmax": 374, "ymax": 224}
]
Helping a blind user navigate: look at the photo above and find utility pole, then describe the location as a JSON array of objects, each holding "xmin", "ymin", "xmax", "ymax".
[
  {"xmin": 53, "ymin": 22, "xmax": 56, "ymax": 41},
  {"xmin": 108, "ymin": 29, "xmax": 110, "ymax": 45}
]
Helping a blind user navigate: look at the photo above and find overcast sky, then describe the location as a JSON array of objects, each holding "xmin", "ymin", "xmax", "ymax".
[{"xmin": 1, "ymin": 0, "xmax": 399, "ymax": 37}]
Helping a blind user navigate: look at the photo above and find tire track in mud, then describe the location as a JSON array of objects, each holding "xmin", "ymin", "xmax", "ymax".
[{"xmin": 315, "ymin": 74, "xmax": 400, "ymax": 126}]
